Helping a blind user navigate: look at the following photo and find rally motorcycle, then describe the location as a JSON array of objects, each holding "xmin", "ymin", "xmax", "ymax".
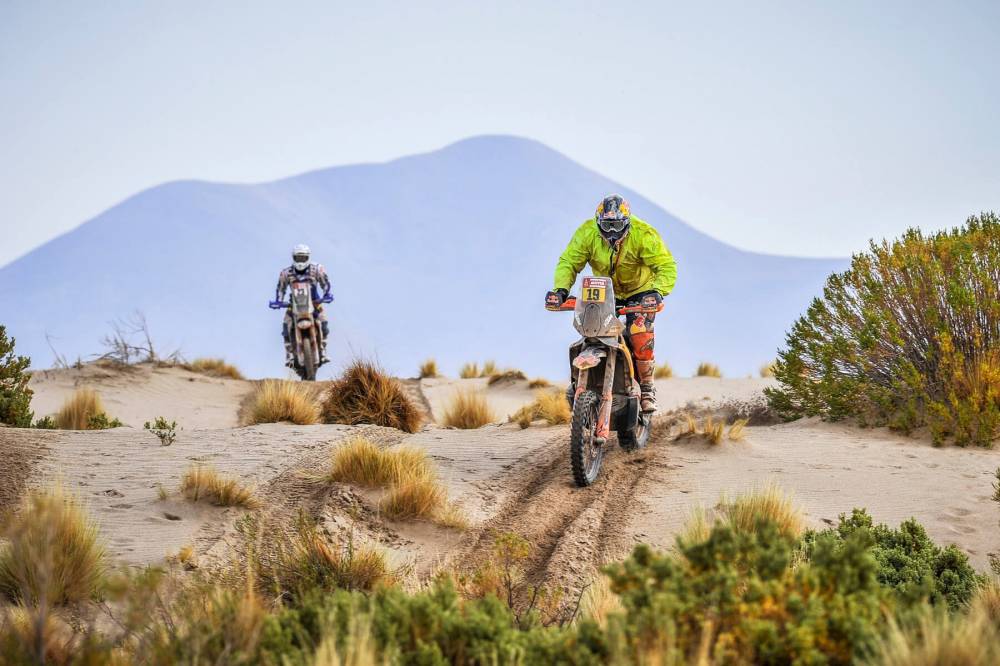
[
  {"xmin": 547, "ymin": 277, "xmax": 663, "ymax": 487},
  {"xmin": 270, "ymin": 281, "xmax": 332, "ymax": 381}
]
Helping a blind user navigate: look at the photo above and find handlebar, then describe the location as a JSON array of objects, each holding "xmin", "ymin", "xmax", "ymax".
[
  {"xmin": 546, "ymin": 297, "xmax": 664, "ymax": 315},
  {"xmin": 269, "ymin": 300, "xmax": 289, "ymax": 310}
]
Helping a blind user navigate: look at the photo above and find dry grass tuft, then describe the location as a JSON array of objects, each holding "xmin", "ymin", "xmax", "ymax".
[
  {"xmin": 0, "ymin": 484, "xmax": 106, "ymax": 605},
  {"xmin": 527, "ymin": 377, "xmax": 552, "ymax": 389},
  {"xmin": 184, "ymin": 357, "xmax": 245, "ymax": 380},
  {"xmin": 871, "ymin": 604, "xmax": 1000, "ymax": 666},
  {"xmin": 580, "ymin": 574, "xmax": 624, "ymax": 628},
  {"xmin": 442, "ymin": 389, "xmax": 496, "ymax": 429},
  {"xmin": 695, "ymin": 362, "xmax": 722, "ymax": 378},
  {"xmin": 727, "ymin": 419, "xmax": 748, "ymax": 441},
  {"xmin": 972, "ymin": 579, "xmax": 1000, "ymax": 624},
  {"xmin": 679, "ymin": 413, "xmax": 746, "ymax": 444},
  {"xmin": 487, "ymin": 369, "xmax": 527, "ymax": 386},
  {"xmin": 170, "ymin": 544, "xmax": 198, "ymax": 570},
  {"xmin": 289, "ymin": 523, "xmax": 396, "ymax": 593},
  {"xmin": 322, "ymin": 360, "xmax": 422, "ymax": 433},
  {"xmin": 459, "ymin": 362, "xmax": 480, "ymax": 379},
  {"xmin": 54, "ymin": 389, "xmax": 120, "ymax": 430},
  {"xmin": 241, "ymin": 379, "xmax": 321, "ymax": 425},
  {"xmin": 654, "ymin": 362, "xmax": 674, "ymax": 379},
  {"xmin": 180, "ymin": 465, "xmax": 257, "ymax": 508},
  {"xmin": 418, "ymin": 358, "xmax": 439, "ymax": 379},
  {"xmin": 510, "ymin": 390, "xmax": 571, "ymax": 429},
  {"xmin": 379, "ymin": 478, "xmax": 446, "ymax": 520},
  {"xmin": 328, "ymin": 438, "xmax": 434, "ymax": 487},
  {"xmin": 759, "ymin": 361, "xmax": 777, "ymax": 378},
  {"xmin": 480, "ymin": 360, "xmax": 498, "ymax": 377},
  {"xmin": 720, "ymin": 483, "xmax": 804, "ymax": 540}
]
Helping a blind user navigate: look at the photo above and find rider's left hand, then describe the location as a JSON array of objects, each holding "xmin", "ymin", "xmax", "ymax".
[
  {"xmin": 641, "ymin": 292, "xmax": 663, "ymax": 310},
  {"xmin": 321, "ymin": 293, "xmax": 334, "ymax": 304}
]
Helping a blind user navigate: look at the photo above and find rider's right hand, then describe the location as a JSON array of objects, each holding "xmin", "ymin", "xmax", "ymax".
[{"xmin": 545, "ymin": 288, "xmax": 569, "ymax": 309}]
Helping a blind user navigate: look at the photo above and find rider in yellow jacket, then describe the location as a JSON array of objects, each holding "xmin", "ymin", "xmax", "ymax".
[{"xmin": 546, "ymin": 194, "xmax": 677, "ymax": 412}]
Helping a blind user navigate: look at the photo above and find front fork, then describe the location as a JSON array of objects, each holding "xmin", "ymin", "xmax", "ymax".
[{"xmin": 573, "ymin": 350, "xmax": 617, "ymax": 443}]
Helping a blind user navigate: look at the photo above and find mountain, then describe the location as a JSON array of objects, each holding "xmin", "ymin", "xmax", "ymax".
[{"xmin": 0, "ymin": 136, "xmax": 845, "ymax": 380}]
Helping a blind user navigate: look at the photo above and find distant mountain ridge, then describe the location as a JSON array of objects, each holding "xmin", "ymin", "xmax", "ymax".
[{"xmin": 0, "ymin": 135, "xmax": 846, "ymax": 379}]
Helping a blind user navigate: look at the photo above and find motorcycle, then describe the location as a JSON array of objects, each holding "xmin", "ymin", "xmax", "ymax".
[
  {"xmin": 547, "ymin": 277, "xmax": 663, "ymax": 487},
  {"xmin": 270, "ymin": 282, "xmax": 332, "ymax": 381}
]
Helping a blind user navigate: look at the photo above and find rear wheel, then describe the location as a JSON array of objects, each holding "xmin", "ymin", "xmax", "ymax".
[
  {"xmin": 301, "ymin": 338, "xmax": 317, "ymax": 381},
  {"xmin": 570, "ymin": 390, "xmax": 603, "ymax": 487}
]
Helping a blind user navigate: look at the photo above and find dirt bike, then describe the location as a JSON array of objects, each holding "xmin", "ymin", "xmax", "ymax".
[
  {"xmin": 270, "ymin": 282, "xmax": 332, "ymax": 381},
  {"xmin": 547, "ymin": 277, "xmax": 664, "ymax": 487}
]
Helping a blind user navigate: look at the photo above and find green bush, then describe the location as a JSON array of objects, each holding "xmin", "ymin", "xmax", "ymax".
[
  {"xmin": 806, "ymin": 509, "xmax": 983, "ymax": 611},
  {"xmin": 766, "ymin": 212, "xmax": 1000, "ymax": 446},
  {"xmin": 0, "ymin": 325, "xmax": 32, "ymax": 427}
]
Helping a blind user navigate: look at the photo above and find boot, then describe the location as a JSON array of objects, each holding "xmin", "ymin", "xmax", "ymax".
[
  {"xmin": 635, "ymin": 360, "xmax": 658, "ymax": 413},
  {"xmin": 284, "ymin": 343, "xmax": 295, "ymax": 369},
  {"xmin": 320, "ymin": 343, "xmax": 330, "ymax": 365}
]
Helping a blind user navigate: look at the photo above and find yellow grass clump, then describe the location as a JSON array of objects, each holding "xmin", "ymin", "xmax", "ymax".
[
  {"xmin": 322, "ymin": 360, "xmax": 422, "ymax": 434},
  {"xmin": 459, "ymin": 362, "xmax": 480, "ymax": 379},
  {"xmin": 580, "ymin": 575, "xmax": 624, "ymax": 628},
  {"xmin": 442, "ymin": 389, "xmax": 496, "ymax": 429},
  {"xmin": 527, "ymin": 377, "xmax": 552, "ymax": 389},
  {"xmin": 418, "ymin": 358, "xmax": 439, "ymax": 379},
  {"xmin": 185, "ymin": 357, "xmax": 245, "ymax": 380},
  {"xmin": 290, "ymin": 525, "xmax": 396, "ymax": 593},
  {"xmin": 379, "ymin": 478, "xmax": 447, "ymax": 520},
  {"xmin": 328, "ymin": 438, "xmax": 434, "ymax": 487},
  {"xmin": 720, "ymin": 483, "xmax": 804, "ymax": 540},
  {"xmin": 759, "ymin": 361, "xmax": 777, "ymax": 378},
  {"xmin": 242, "ymin": 379, "xmax": 320, "ymax": 425},
  {"xmin": 871, "ymin": 604, "xmax": 1000, "ymax": 666},
  {"xmin": 480, "ymin": 360, "xmax": 498, "ymax": 377},
  {"xmin": 695, "ymin": 362, "xmax": 722, "ymax": 378},
  {"xmin": 54, "ymin": 389, "xmax": 120, "ymax": 430},
  {"xmin": 180, "ymin": 464, "xmax": 257, "ymax": 508},
  {"xmin": 511, "ymin": 390, "xmax": 571, "ymax": 429},
  {"xmin": 681, "ymin": 413, "xmax": 746, "ymax": 444},
  {"xmin": 0, "ymin": 484, "xmax": 107, "ymax": 605},
  {"xmin": 487, "ymin": 369, "xmax": 527, "ymax": 386},
  {"xmin": 654, "ymin": 362, "xmax": 674, "ymax": 379}
]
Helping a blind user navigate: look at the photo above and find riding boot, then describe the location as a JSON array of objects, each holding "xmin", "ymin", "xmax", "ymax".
[
  {"xmin": 320, "ymin": 341, "xmax": 330, "ymax": 364},
  {"xmin": 284, "ymin": 342, "xmax": 295, "ymax": 368},
  {"xmin": 635, "ymin": 360, "xmax": 658, "ymax": 412}
]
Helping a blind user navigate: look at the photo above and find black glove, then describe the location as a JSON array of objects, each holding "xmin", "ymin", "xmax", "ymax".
[
  {"xmin": 640, "ymin": 292, "xmax": 663, "ymax": 310},
  {"xmin": 546, "ymin": 288, "xmax": 569, "ymax": 308}
]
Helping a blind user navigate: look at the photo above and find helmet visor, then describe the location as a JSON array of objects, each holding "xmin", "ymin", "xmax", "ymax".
[
  {"xmin": 292, "ymin": 253, "xmax": 310, "ymax": 264},
  {"xmin": 597, "ymin": 217, "xmax": 628, "ymax": 233}
]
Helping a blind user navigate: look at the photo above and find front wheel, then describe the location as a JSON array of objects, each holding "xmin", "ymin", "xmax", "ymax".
[
  {"xmin": 301, "ymin": 337, "xmax": 317, "ymax": 381},
  {"xmin": 570, "ymin": 390, "xmax": 603, "ymax": 487}
]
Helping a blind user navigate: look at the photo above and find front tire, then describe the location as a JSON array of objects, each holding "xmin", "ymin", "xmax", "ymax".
[
  {"xmin": 301, "ymin": 338, "xmax": 317, "ymax": 381},
  {"xmin": 570, "ymin": 390, "xmax": 603, "ymax": 487}
]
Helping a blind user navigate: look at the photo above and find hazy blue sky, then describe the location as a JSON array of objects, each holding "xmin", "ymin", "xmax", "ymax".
[{"xmin": 1, "ymin": 1, "xmax": 997, "ymax": 265}]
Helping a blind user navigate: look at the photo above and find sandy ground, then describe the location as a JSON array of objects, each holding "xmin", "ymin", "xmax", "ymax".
[{"xmin": 3, "ymin": 365, "xmax": 997, "ymax": 596}]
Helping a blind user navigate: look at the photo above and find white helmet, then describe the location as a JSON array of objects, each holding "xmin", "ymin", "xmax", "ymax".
[{"xmin": 292, "ymin": 244, "xmax": 310, "ymax": 271}]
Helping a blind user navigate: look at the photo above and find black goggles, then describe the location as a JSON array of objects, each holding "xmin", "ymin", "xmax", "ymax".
[
  {"xmin": 293, "ymin": 254, "xmax": 310, "ymax": 263},
  {"xmin": 597, "ymin": 217, "xmax": 628, "ymax": 233}
]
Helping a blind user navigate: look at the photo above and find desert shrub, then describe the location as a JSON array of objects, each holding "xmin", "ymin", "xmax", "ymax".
[
  {"xmin": 510, "ymin": 390, "xmax": 571, "ymax": 429},
  {"xmin": 442, "ymin": 388, "xmax": 496, "ymax": 428},
  {"xmin": 0, "ymin": 485, "xmax": 106, "ymax": 605},
  {"xmin": 869, "ymin": 603, "xmax": 1000, "ymax": 666},
  {"xmin": 767, "ymin": 213, "xmax": 1000, "ymax": 447},
  {"xmin": 720, "ymin": 483, "xmax": 804, "ymax": 540},
  {"xmin": 180, "ymin": 465, "xmax": 257, "ymax": 508},
  {"xmin": 527, "ymin": 377, "xmax": 551, "ymax": 389},
  {"xmin": 480, "ymin": 360, "xmax": 498, "ymax": 377},
  {"xmin": 0, "ymin": 325, "xmax": 32, "ymax": 427},
  {"xmin": 242, "ymin": 379, "xmax": 320, "ymax": 425},
  {"xmin": 33, "ymin": 415, "xmax": 55, "ymax": 429},
  {"xmin": 379, "ymin": 478, "xmax": 446, "ymax": 520},
  {"xmin": 328, "ymin": 437, "xmax": 433, "ymax": 487},
  {"xmin": 459, "ymin": 362, "xmax": 480, "ymax": 379},
  {"xmin": 322, "ymin": 360, "xmax": 422, "ymax": 433},
  {"xmin": 54, "ymin": 389, "xmax": 121, "ymax": 430},
  {"xmin": 487, "ymin": 368, "xmax": 527, "ymax": 386},
  {"xmin": 283, "ymin": 518, "xmax": 396, "ymax": 595},
  {"xmin": 418, "ymin": 358, "xmax": 439, "ymax": 379},
  {"xmin": 653, "ymin": 362, "xmax": 673, "ymax": 379},
  {"xmin": 184, "ymin": 357, "xmax": 244, "ymax": 380},
  {"xmin": 144, "ymin": 416, "xmax": 178, "ymax": 445},
  {"xmin": 806, "ymin": 508, "xmax": 984, "ymax": 610},
  {"xmin": 695, "ymin": 362, "xmax": 722, "ymax": 377}
]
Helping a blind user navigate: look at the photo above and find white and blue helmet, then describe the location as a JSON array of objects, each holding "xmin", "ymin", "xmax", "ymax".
[{"xmin": 292, "ymin": 244, "xmax": 310, "ymax": 271}]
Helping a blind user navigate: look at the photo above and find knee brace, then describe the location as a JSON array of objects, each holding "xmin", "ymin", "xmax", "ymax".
[{"xmin": 629, "ymin": 331, "xmax": 655, "ymax": 361}]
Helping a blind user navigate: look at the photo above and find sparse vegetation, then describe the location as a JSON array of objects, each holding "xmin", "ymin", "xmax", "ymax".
[
  {"xmin": 527, "ymin": 377, "xmax": 551, "ymax": 389},
  {"xmin": 719, "ymin": 483, "xmax": 805, "ymax": 540},
  {"xmin": 480, "ymin": 360, "xmax": 498, "ymax": 377},
  {"xmin": 144, "ymin": 416, "xmax": 178, "ymax": 445},
  {"xmin": 379, "ymin": 478, "xmax": 446, "ymax": 520},
  {"xmin": 322, "ymin": 360, "xmax": 422, "ymax": 433},
  {"xmin": 679, "ymin": 412, "xmax": 748, "ymax": 444},
  {"xmin": 510, "ymin": 390, "xmax": 571, "ymax": 428},
  {"xmin": 870, "ymin": 604, "xmax": 1000, "ymax": 665},
  {"xmin": 442, "ymin": 388, "xmax": 496, "ymax": 428},
  {"xmin": 241, "ymin": 379, "xmax": 320, "ymax": 425},
  {"xmin": 653, "ymin": 361, "xmax": 673, "ymax": 379},
  {"xmin": 54, "ymin": 389, "xmax": 122, "ymax": 430},
  {"xmin": 180, "ymin": 464, "xmax": 257, "ymax": 508},
  {"xmin": 418, "ymin": 358, "xmax": 439, "ymax": 378},
  {"xmin": 695, "ymin": 361, "xmax": 722, "ymax": 377},
  {"xmin": 767, "ymin": 213, "xmax": 1000, "ymax": 447},
  {"xmin": 32, "ymin": 415, "xmax": 55, "ymax": 429},
  {"xmin": 328, "ymin": 437, "xmax": 433, "ymax": 487},
  {"xmin": 0, "ymin": 324, "xmax": 32, "ymax": 427},
  {"xmin": 0, "ymin": 484, "xmax": 106, "ymax": 605},
  {"xmin": 760, "ymin": 360, "xmax": 776, "ymax": 378},
  {"xmin": 459, "ymin": 362, "xmax": 479, "ymax": 379},
  {"xmin": 283, "ymin": 517, "xmax": 396, "ymax": 594},
  {"xmin": 487, "ymin": 368, "xmax": 527, "ymax": 385},
  {"xmin": 183, "ymin": 357, "xmax": 244, "ymax": 380}
]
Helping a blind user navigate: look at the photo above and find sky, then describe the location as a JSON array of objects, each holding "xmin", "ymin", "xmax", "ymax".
[{"xmin": 1, "ymin": 1, "xmax": 998, "ymax": 266}]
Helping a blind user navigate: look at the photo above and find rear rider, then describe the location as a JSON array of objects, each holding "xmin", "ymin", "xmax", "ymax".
[{"xmin": 546, "ymin": 195, "xmax": 677, "ymax": 412}]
